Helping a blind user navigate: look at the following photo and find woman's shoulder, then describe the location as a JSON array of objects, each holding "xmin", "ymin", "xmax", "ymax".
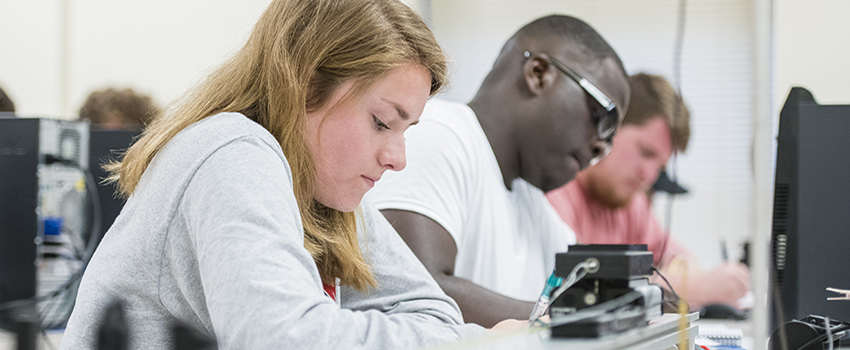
[
  {"xmin": 180, "ymin": 112, "xmax": 277, "ymax": 147},
  {"xmin": 161, "ymin": 112, "xmax": 285, "ymax": 163},
  {"xmin": 140, "ymin": 112, "xmax": 289, "ymax": 193}
]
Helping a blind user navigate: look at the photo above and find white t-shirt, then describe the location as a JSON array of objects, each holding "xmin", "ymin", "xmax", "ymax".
[{"xmin": 366, "ymin": 99, "xmax": 576, "ymax": 301}]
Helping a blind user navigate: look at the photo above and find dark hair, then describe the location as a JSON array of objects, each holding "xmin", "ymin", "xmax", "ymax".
[
  {"xmin": 624, "ymin": 73, "xmax": 690, "ymax": 152},
  {"xmin": 513, "ymin": 15, "xmax": 627, "ymax": 80},
  {"xmin": 0, "ymin": 85, "xmax": 15, "ymax": 112}
]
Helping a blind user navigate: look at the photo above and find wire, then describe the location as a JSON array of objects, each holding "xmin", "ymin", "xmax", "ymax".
[
  {"xmin": 41, "ymin": 329, "xmax": 57, "ymax": 350},
  {"xmin": 826, "ymin": 316, "xmax": 834, "ymax": 350},
  {"xmin": 39, "ymin": 273, "xmax": 82, "ymax": 329},
  {"xmin": 44, "ymin": 165, "xmax": 100, "ymax": 329},
  {"xmin": 0, "ymin": 161, "xmax": 102, "ymax": 330},
  {"xmin": 652, "ymin": 267, "xmax": 679, "ymax": 299},
  {"xmin": 546, "ymin": 290, "xmax": 644, "ymax": 328},
  {"xmin": 0, "ymin": 266, "xmax": 85, "ymax": 313},
  {"xmin": 530, "ymin": 261, "xmax": 590, "ymax": 324},
  {"xmin": 80, "ymin": 164, "xmax": 103, "ymax": 262},
  {"xmin": 663, "ymin": 300, "xmax": 679, "ymax": 311},
  {"xmin": 547, "ymin": 261, "xmax": 589, "ymax": 307},
  {"xmin": 794, "ymin": 324, "xmax": 850, "ymax": 350},
  {"xmin": 653, "ymin": 266, "xmax": 683, "ymax": 313}
]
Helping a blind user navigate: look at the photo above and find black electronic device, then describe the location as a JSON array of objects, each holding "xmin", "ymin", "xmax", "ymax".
[
  {"xmin": 769, "ymin": 315, "xmax": 848, "ymax": 350},
  {"xmin": 0, "ymin": 117, "xmax": 90, "ymax": 329},
  {"xmin": 0, "ymin": 118, "xmax": 40, "ymax": 309},
  {"xmin": 770, "ymin": 87, "xmax": 850, "ymax": 331},
  {"xmin": 549, "ymin": 244, "xmax": 661, "ymax": 338},
  {"xmin": 555, "ymin": 244, "xmax": 654, "ymax": 281}
]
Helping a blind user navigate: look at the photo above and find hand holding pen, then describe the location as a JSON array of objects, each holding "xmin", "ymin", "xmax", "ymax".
[{"xmin": 529, "ymin": 271, "xmax": 563, "ymax": 321}]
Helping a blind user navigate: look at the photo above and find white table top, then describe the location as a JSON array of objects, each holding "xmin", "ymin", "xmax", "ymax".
[{"xmin": 431, "ymin": 313, "xmax": 699, "ymax": 350}]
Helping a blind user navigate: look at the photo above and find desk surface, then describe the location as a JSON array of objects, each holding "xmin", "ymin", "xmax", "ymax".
[
  {"xmin": 0, "ymin": 314, "xmax": 698, "ymax": 350},
  {"xmin": 433, "ymin": 313, "xmax": 699, "ymax": 350}
]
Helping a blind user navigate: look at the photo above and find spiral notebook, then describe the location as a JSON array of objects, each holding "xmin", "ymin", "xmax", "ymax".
[{"xmin": 696, "ymin": 323, "xmax": 745, "ymax": 349}]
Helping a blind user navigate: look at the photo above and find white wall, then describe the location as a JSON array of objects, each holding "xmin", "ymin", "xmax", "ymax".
[
  {"xmin": 0, "ymin": 1, "xmax": 66, "ymax": 116},
  {"xmin": 0, "ymin": 0, "xmax": 270, "ymax": 118},
  {"xmin": 774, "ymin": 0, "xmax": 850, "ymax": 110}
]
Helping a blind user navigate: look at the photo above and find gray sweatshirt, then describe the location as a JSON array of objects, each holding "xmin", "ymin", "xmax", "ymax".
[{"xmin": 60, "ymin": 112, "xmax": 486, "ymax": 349}]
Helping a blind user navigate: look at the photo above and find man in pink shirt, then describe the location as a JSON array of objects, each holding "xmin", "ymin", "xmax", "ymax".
[{"xmin": 547, "ymin": 73, "xmax": 750, "ymax": 310}]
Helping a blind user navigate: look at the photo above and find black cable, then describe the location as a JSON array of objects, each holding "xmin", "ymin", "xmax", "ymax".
[
  {"xmin": 78, "ymin": 162, "xmax": 103, "ymax": 262},
  {"xmin": 663, "ymin": 300, "xmax": 679, "ymax": 311},
  {"xmin": 40, "ymin": 273, "xmax": 81, "ymax": 329},
  {"xmin": 794, "ymin": 324, "xmax": 850, "ymax": 350},
  {"xmin": 0, "ymin": 269, "xmax": 84, "ymax": 314},
  {"xmin": 652, "ymin": 266, "xmax": 680, "ymax": 300},
  {"xmin": 38, "ymin": 292, "xmax": 65, "ymax": 328}
]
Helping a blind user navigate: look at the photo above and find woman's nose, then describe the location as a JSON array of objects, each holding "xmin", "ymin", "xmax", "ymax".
[{"xmin": 379, "ymin": 136, "xmax": 407, "ymax": 171}]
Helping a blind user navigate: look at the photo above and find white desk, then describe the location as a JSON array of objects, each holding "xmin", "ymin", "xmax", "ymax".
[
  {"xmin": 433, "ymin": 313, "xmax": 699, "ymax": 350},
  {"xmin": 0, "ymin": 314, "xmax": 698, "ymax": 350}
]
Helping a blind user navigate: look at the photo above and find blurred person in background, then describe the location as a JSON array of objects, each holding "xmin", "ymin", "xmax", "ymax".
[
  {"xmin": 546, "ymin": 73, "xmax": 750, "ymax": 311},
  {"xmin": 0, "ymin": 84, "xmax": 15, "ymax": 113},
  {"xmin": 78, "ymin": 87, "xmax": 159, "ymax": 130}
]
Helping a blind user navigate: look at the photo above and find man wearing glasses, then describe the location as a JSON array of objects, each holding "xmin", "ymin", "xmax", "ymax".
[
  {"xmin": 366, "ymin": 15, "xmax": 630, "ymax": 327},
  {"xmin": 546, "ymin": 73, "xmax": 751, "ymax": 312}
]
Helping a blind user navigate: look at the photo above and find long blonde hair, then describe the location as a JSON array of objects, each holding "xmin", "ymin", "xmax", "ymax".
[{"xmin": 107, "ymin": 0, "xmax": 447, "ymax": 291}]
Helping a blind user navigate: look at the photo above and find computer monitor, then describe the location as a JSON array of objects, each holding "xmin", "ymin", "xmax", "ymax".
[{"xmin": 770, "ymin": 87, "xmax": 850, "ymax": 331}]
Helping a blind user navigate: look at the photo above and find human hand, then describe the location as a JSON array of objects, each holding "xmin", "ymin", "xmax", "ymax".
[
  {"xmin": 488, "ymin": 319, "xmax": 529, "ymax": 333},
  {"xmin": 689, "ymin": 262, "xmax": 750, "ymax": 308}
]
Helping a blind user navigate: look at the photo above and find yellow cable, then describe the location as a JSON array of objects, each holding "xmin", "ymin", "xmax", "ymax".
[{"xmin": 669, "ymin": 257, "xmax": 689, "ymax": 349}]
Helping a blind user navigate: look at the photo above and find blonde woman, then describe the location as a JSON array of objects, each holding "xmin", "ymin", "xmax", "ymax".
[{"xmin": 60, "ymin": 0, "xmax": 490, "ymax": 348}]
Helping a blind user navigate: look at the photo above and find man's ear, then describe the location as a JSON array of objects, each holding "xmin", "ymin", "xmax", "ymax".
[{"xmin": 523, "ymin": 53, "xmax": 556, "ymax": 96}]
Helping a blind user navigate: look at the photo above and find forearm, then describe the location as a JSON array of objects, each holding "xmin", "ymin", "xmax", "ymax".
[
  {"xmin": 374, "ymin": 209, "xmax": 532, "ymax": 327},
  {"xmin": 434, "ymin": 273, "xmax": 534, "ymax": 328}
]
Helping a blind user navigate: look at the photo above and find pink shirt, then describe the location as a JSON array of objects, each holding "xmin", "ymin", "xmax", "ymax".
[{"xmin": 546, "ymin": 181, "xmax": 689, "ymax": 267}]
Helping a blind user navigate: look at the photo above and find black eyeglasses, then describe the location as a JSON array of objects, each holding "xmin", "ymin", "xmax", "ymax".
[{"xmin": 524, "ymin": 51, "xmax": 619, "ymax": 144}]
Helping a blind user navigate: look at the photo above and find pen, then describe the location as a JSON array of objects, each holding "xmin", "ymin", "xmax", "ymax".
[{"xmin": 529, "ymin": 271, "xmax": 563, "ymax": 321}]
